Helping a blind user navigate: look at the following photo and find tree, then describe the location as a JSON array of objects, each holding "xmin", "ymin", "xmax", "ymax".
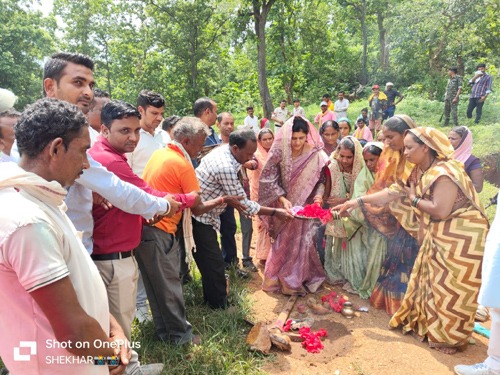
[{"xmin": 0, "ymin": 0, "xmax": 56, "ymax": 108}]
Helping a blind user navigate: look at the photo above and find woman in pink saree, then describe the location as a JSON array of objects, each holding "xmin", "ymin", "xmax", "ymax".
[
  {"xmin": 258, "ymin": 116, "xmax": 329, "ymax": 295},
  {"xmin": 248, "ymin": 129, "xmax": 275, "ymax": 266}
]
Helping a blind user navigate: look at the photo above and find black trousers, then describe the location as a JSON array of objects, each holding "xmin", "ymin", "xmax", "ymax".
[
  {"xmin": 467, "ymin": 97, "xmax": 485, "ymax": 123},
  {"xmin": 219, "ymin": 207, "xmax": 237, "ymax": 265},
  {"xmin": 192, "ymin": 218, "xmax": 228, "ymax": 309}
]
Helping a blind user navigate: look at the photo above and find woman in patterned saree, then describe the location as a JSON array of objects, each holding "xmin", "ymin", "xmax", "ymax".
[
  {"xmin": 258, "ymin": 116, "xmax": 328, "ymax": 295},
  {"xmin": 363, "ymin": 115, "xmax": 420, "ymax": 315},
  {"xmin": 337, "ymin": 127, "xmax": 489, "ymax": 353}
]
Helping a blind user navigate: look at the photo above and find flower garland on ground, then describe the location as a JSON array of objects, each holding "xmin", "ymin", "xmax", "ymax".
[
  {"xmin": 283, "ymin": 319, "xmax": 328, "ymax": 353},
  {"xmin": 321, "ymin": 291, "xmax": 347, "ymax": 312}
]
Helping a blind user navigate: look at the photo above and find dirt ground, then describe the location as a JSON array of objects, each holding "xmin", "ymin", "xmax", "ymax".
[{"xmin": 235, "ymin": 233, "xmax": 490, "ymax": 375}]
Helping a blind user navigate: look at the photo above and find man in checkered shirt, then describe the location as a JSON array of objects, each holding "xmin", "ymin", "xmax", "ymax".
[{"xmin": 192, "ymin": 128, "xmax": 292, "ymax": 308}]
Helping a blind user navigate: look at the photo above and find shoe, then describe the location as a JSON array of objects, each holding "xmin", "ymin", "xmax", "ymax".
[
  {"xmin": 135, "ymin": 305, "xmax": 152, "ymax": 323},
  {"xmin": 236, "ymin": 268, "xmax": 250, "ymax": 279},
  {"xmin": 182, "ymin": 273, "xmax": 193, "ymax": 285},
  {"xmin": 139, "ymin": 363, "xmax": 164, "ymax": 375},
  {"xmin": 242, "ymin": 261, "xmax": 258, "ymax": 272},
  {"xmin": 454, "ymin": 362, "xmax": 500, "ymax": 375},
  {"xmin": 475, "ymin": 305, "xmax": 490, "ymax": 322}
]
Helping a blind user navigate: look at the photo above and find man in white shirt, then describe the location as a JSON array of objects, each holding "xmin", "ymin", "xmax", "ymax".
[
  {"xmin": 243, "ymin": 106, "xmax": 259, "ymax": 133},
  {"xmin": 125, "ymin": 90, "xmax": 170, "ymax": 324},
  {"xmin": 271, "ymin": 100, "xmax": 291, "ymax": 129},
  {"xmin": 0, "ymin": 98, "xmax": 129, "ymax": 375},
  {"xmin": 38, "ymin": 53, "xmax": 180, "ymax": 255},
  {"xmin": 127, "ymin": 90, "xmax": 170, "ymax": 176},
  {"xmin": 292, "ymin": 98, "xmax": 306, "ymax": 117},
  {"xmin": 22, "ymin": 52, "xmax": 171, "ymax": 375},
  {"xmin": 334, "ymin": 91, "xmax": 349, "ymax": 119}
]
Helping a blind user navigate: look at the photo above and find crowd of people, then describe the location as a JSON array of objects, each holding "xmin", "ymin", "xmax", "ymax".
[{"xmin": 0, "ymin": 51, "xmax": 497, "ymax": 375}]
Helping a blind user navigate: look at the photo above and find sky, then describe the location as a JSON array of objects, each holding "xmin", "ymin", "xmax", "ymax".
[{"xmin": 33, "ymin": 0, "xmax": 54, "ymax": 16}]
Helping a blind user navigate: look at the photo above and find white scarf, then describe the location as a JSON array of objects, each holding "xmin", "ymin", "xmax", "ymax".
[{"xmin": 168, "ymin": 141, "xmax": 197, "ymax": 264}]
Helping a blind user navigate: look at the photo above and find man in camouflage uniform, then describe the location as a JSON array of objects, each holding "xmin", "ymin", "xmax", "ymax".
[{"xmin": 444, "ymin": 67, "xmax": 462, "ymax": 126}]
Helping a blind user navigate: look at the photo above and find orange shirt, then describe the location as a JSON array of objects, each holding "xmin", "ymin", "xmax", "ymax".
[{"xmin": 142, "ymin": 144, "xmax": 200, "ymax": 234}]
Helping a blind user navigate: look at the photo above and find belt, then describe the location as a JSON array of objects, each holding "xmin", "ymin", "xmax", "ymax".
[{"xmin": 91, "ymin": 250, "xmax": 133, "ymax": 261}]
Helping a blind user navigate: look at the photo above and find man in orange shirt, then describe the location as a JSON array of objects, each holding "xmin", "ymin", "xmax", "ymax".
[{"xmin": 139, "ymin": 116, "xmax": 239, "ymax": 343}]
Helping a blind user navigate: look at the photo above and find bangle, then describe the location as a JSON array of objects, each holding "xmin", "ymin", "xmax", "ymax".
[
  {"xmin": 331, "ymin": 210, "xmax": 340, "ymax": 220},
  {"xmin": 271, "ymin": 208, "xmax": 276, "ymax": 216},
  {"xmin": 357, "ymin": 197, "xmax": 364, "ymax": 207},
  {"xmin": 163, "ymin": 202, "xmax": 171, "ymax": 216},
  {"xmin": 411, "ymin": 196, "xmax": 421, "ymax": 208}
]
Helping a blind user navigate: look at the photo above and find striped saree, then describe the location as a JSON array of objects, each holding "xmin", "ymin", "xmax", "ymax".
[{"xmin": 388, "ymin": 127, "xmax": 489, "ymax": 349}]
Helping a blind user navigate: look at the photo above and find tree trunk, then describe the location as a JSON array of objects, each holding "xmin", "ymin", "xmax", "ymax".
[
  {"xmin": 253, "ymin": 0, "xmax": 275, "ymax": 119},
  {"xmin": 376, "ymin": 9, "xmax": 389, "ymax": 70},
  {"xmin": 360, "ymin": 0, "xmax": 368, "ymax": 85}
]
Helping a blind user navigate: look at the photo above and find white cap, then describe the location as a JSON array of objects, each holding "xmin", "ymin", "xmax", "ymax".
[
  {"xmin": 386, "ymin": 82, "xmax": 394, "ymax": 87},
  {"xmin": 0, "ymin": 88, "xmax": 17, "ymax": 112},
  {"xmin": 320, "ymin": 101, "xmax": 328, "ymax": 106}
]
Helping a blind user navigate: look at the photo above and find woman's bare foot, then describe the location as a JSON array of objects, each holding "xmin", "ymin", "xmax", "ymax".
[{"xmin": 433, "ymin": 346, "xmax": 457, "ymax": 355}]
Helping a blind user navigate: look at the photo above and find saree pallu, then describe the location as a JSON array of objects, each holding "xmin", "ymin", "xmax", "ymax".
[
  {"xmin": 388, "ymin": 160, "xmax": 488, "ymax": 349},
  {"xmin": 248, "ymin": 146, "xmax": 272, "ymax": 261}
]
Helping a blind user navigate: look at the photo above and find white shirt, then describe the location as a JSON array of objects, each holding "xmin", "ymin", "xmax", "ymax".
[
  {"xmin": 0, "ymin": 164, "xmax": 108, "ymax": 374},
  {"xmin": 293, "ymin": 106, "xmax": 306, "ymax": 117},
  {"xmin": 243, "ymin": 115, "xmax": 260, "ymax": 134},
  {"xmin": 334, "ymin": 98, "xmax": 350, "ymax": 119},
  {"xmin": 126, "ymin": 127, "xmax": 171, "ymax": 177},
  {"xmin": 10, "ymin": 140, "xmax": 170, "ymax": 254}
]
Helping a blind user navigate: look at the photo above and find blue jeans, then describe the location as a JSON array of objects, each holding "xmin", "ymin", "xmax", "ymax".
[{"xmin": 383, "ymin": 106, "xmax": 396, "ymax": 120}]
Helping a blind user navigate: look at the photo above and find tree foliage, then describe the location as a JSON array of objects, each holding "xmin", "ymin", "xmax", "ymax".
[{"xmin": 2, "ymin": 0, "xmax": 499, "ymax": 115}]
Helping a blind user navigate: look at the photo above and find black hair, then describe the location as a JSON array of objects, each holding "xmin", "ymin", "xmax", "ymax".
[
  {"xmin": 320, "ymin": 120, "xmax": 339, "ymax": 135},
  {"xmin": 384, "ymin": 115, "xmax": 414, "ymax": 134},
  {"xmin": 291, "ymin": 116, "xmax": 309, "ymax": 134},
  {"xmin": 229, "ymin": 128, "xmax": 256, "ymax": 148},
  {"xmin": 476, "ymin": 63, "xmax": 486, "ymax": 69},
  {"xmin": 338, "ymin": 137, "xmax": 355, "ymax": 153},
  {"xmin": 338, "ymin": 118, "xmax": 352, "ymax": 132},
  {"xmin": 322, "ymin": 94, "xmax": 330, "ymax": 99},
  {"xmin": 246, "ymin": 106, "xmax": 253, "ymax": 111},
  {"xmin": 101, "ymin": 100, "xmax": 141, "ymax": 129},
  {"xmin": 89, "ymin": 88, "xmax": 110, "ymax": 110},
  {"xmin": 162, "ymin": 115, "xmax": 181, "ymax": 132},
  {"xmin": 338, "ymin": 91, "xmax": 344, "ymax": 95},
  {"xmin": 193, "ymin": 97, "xmax": 214, "ymax": 117},
  {"xmin": 15, "ymin": 98, "xmax": 88, "ymax": 158},
  {"xmin": 137, "ymin": 90, "xmax": 165, "ymax": 109},
  {"xmin": 43, "ymin": 53, "xmax": 94, "ymax": 96},
  {"xmin": 93, "ymin": 88, "xmax": 110, "ymax": 99},
  {"xmin": 217, "ymin": 112, "xmax": 233, "ymax": 125},
  {"xmin": 450, "ymin": 125, "xmax": 468, "ymax": 139},
  {"xmin": 280, "ymin": 99, "xmax": 286, "ymax": 103},
  {"xmin": 258, "ymin": 128, "xmax": 274, "ymax": 141},
  {"xmin": 293, "ymin": 98, "xmax": 300, "ymax": 103},
  {"xmin": 449, "ymin": 67, "xmax": 458, "ymax": 74},
  {"xmin": 357, "ymin": 117, "xmax": 367, "ymax": 125},
  {"xmin": 364, "ymin": 144, "xmax": 382, "ymax": 157},
  {"xmin": 359, "ymin": 139, "xmax": 368, "ymax": 147},
  {"xmin": 361, "ymin": 107, "xmax": 368, "ymax": 113}
]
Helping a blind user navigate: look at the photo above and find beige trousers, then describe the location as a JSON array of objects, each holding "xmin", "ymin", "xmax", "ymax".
[{"xmin": 94, "ymin": 256, "xmax": 138, "ymax": 340}]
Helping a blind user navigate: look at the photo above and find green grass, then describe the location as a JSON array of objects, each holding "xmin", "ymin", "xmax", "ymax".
[{"xmin": 131, "ymin": 268, "xmax": 265, "ymax": 375}]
